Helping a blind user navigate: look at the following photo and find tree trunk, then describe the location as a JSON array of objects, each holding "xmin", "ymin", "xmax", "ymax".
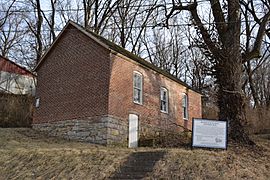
[
  {"xmin": 214, "ymin": 0, "xmax": 253, "ymax": 143},
  {"xmin": 246, "ymin": 61, "xmax": 260, "ymax": 108},
  {"xmin": 210, "ymin": 0, "xmax": 254, "ymax": 145},
  {"xmin": 216, "ymin": 59, "xmax": 254, "ymax": 144},
  {"xmin": 36, "ymin": 0, "xmax": 43, "ymax": 62}
]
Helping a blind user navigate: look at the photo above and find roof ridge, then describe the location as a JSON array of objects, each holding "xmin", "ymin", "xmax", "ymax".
[
  {"xmin": 0, "ymin": 55, "xmax": 34, "ymax": 76},
  {"xmin": 69, "ymin": 21, "xmax": 201, "ymax": 94},
  {"xmin": 36, "ymin": 20, "xmax": 202, "ymax": 94}
]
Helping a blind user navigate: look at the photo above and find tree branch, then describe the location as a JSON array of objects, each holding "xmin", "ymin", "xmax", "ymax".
[
  {"xmin": 242, "ymin": 10, "xmax": 270, "ymax": 63},
  {"xmin": 166, "ymin": 1, "xmax": 223, "ymax": 60},
  {"xmin": 209, "ymin": 0, "xmax": 227, "ymax": 44},
  {"xmin": 0, "ymin": 0, "xmax": 16, "ymax": 30}
]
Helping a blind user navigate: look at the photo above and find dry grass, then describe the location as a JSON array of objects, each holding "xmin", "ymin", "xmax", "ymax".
[
  {"xmin": 150, "ymin": 135, "xmax": 270, "ymax": 179},
  {"xmin": 0, "ymin": 128, "xmax": 132, "ymax": 179},
  {"xmin": 0, "ymin": 128, "xmax": 269, "ymax": 179}
]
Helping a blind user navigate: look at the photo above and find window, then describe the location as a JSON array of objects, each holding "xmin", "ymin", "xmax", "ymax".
[
  {"xmin": 35, "ymin": 98, "xmax": 40, "ymax": 108},
  {"xmin": 133, "ymin": 72, "xmax": 143, "ymax": 104},
  {"xmin": 182, "ymin": 93, "xmax": 188, "ymax": 120},
  {"xmin": 160, "ymin": 87, "xmax": 168, "ymax": 113}
]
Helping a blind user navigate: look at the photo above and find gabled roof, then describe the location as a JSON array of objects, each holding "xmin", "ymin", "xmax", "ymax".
[
  {"xmin": 0, "ymin": 55, "xmax": 34, "ymax": 77},
  {"xmin": 35, "ymin": 20, "xmax": 202, "ymax": 94}
]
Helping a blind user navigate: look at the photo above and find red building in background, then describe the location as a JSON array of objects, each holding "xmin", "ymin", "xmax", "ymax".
[{"xmin": 0, "ymin": 55, "xmax": 35, "ymax": 95}]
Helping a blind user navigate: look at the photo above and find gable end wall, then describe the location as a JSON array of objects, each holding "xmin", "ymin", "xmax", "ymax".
[{"xmin": 33, "ymin": 26, "xmax": 111, "ymax": 124}]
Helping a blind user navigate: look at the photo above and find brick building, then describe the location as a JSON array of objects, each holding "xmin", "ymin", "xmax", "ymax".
[{"xmin": 33, "ymin": 21, "xmax": 202, "ymax": 147}]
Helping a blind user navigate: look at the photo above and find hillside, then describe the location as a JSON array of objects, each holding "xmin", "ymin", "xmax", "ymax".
[{"xmin": 0, "ymin": 128, "xmax": 269, "ymax": 179}]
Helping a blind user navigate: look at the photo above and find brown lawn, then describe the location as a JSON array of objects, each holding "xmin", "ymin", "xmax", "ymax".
[{"xmin": 0, "ymin": 128, "xmax": 269, "ymax": 179}]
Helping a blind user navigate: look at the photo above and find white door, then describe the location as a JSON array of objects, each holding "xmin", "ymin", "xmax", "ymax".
[{"xmin": 128, "ymin": 114, "xmax": 139, "ymax": 148}]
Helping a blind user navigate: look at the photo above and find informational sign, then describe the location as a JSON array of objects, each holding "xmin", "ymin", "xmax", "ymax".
[{"xmin": 192, "ymin": 118, "xmax": 228, "ymax": 149}]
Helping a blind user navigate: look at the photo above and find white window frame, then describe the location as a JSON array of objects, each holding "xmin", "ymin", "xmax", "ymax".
[
  {"xmin": 182, "ymin": 93, "xmax": 188, "ymax": 120},
  {"xmin": 160, "ymin": 87, "xmax": 168, "ymax": 113},
  {"xmin": 133, "ymin": 71, "xmax": 143, "ymax": 105},
  {"xmin": 35, "ymin": 97, "xmax": 40, "ymax": 108}
]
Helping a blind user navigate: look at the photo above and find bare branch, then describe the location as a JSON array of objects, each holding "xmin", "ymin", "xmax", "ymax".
[
  {"xmin": 0, "ymin": 0, "xmax": 16, "ymax": 30},
  {"xmin": 242, "ymin": 10, "xmax": 270, "ymax": 63}
]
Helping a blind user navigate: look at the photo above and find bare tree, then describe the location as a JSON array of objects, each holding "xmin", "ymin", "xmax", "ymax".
[
  {"xmin": 0, "ymin": 0, "xmax": 16, "ymax": 30},
  {"xmin": 56, "ymin": 0, "xmax": 82, "ymax": 24},
  {"xmin": 23, "ymin": 0, "xmax": 44, "ymax": 63},
  {"xmin": 111, "ymin": 0, "xmax": 157, "ymax": 49},
  {"xmin": 82, "ymin": 0, "xmax": 120, "ymax": 34},
  {"xmin": 141, "ymin": 26, "xmax": 187, "ymax": 78},
  {"xmin": 242, "ymin": 48, "xmax": 270, "ymax": 108},
  {"xmin": 160, "ymin": 0, "xmax": 270, "ymax": 144},
  {"xmin": 40, "ymin": 0, "xmax": 57, "ymax": 42},
  {"xmin": 83, "ymin": 0, "xmax": 95, "ymax": 28},
  {"xmin": 247, "ymin": 55, "xmax": 270, "ymax": 108}
]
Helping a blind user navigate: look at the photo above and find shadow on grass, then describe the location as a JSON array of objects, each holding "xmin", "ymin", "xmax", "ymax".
[{"xmin": 110, "ymin": 151, "xmax": 166, "ymax": 179}]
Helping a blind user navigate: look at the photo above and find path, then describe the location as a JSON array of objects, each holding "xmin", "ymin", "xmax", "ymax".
[{"xmin": 110, "ymin": 151, "xmax": 165, "ymax": 179}]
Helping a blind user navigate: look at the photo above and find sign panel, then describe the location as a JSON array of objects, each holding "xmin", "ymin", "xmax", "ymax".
[{"xmin": 192, "ymin": 118, "xmax": 228, "ymax": 149}]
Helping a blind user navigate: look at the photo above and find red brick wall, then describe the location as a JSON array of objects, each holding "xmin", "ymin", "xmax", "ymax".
[
  {"xmin": 34, "ymin": 24, "xmax": 202, "ymax": 131},
  {"xmin": 33, "ymin": 25, "xmax": 111, "ymax": 123},
  {"xmin": 108, "ymin": 53, "xmax": 202, "ymax": 131}
]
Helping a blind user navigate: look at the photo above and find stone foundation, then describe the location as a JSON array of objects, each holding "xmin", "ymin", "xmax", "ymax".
[
  {"xmin": 33, "ymin": 115, "xmax": 128, "ymax": 145},
  {"xmin": 33, "ymin": 115, "xmax": 185, "ymax": 147}
]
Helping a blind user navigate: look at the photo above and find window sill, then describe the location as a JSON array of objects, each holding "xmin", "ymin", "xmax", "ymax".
[
  {"xmin": 133, "ymin": 101, "xmax": 143, "ymax": 105},
  {"xmin": 160, "ymin": 110, "xmax": 168, "ymax": 114},
  {"xmin": 183, "ymin": 118, "xmax": 189, "ymax": 121}
]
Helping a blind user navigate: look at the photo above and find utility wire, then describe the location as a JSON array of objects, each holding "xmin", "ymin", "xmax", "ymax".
[
  {"xmin": 1, "ymin": 0, "xmax": 267, "ymax": 13},
  {"xmin": 0, "ymin": 0, "xmax": 267, "ymax": 13},
  {"xmin": 0, "ymin": 0, "xmax": 251, "ymax": 13},
  {"xmin": 0, "ymin": 19, "xmax": 262, "ymax": 33}
]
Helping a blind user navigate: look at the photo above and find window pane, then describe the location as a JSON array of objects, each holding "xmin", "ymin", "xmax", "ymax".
[
  {"xmin": 162, "ymin": 101, "xmax": 167, "ymax": 111},
  {"xmin": 134, "ymin": 89, "xmax": 141, "ymax": 103},
  {"xmin": 182, "ymin": 94, "xmax": 188, "ymax": 119},
  {"xmin": 161, "ymin": 101, "xmax": 165, "ymax": 111},
  {"xmin": 182, "ymin": 95, "xmax": 186, "ymax": 107},
  {"xmin": 134, "ymin": 75, "xmax": 138, "ymax": 87},
  {"xmin": 162, "ymin": 91, "xmax": 166, "ymax": 101},
  {"xmin": 134, "ymin": 74, "xmax": 142, "ymax": 88},
  {"xmin": 133, "ymin": 72, "xmax": 142, "ymax": 104},
  {"xmin": 160, "ymin": 88, "xmax": 168, "ymax": 112},
  {"xmin": 137, "ymin": 76, "xmax": 142, "ymax": 88},
  {"xmin": 134, "ymin": 75, "xmax": 137, "ymax": 87},
  {"xmin": 161, "ymin": 89, "xmax": 167, "ymax": 101}
]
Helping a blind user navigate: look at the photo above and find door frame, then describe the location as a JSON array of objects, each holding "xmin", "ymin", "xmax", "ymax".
[{"xmin": 128, "ymin": 113, "xmax": 139, "ymax": 148}]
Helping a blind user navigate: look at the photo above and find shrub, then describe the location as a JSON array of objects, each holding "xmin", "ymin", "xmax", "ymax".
[
  {"xmin": 245, "ymin": 106, "xmax": 270, "ymax": 134},
  {"xmin": 139, "ymin": 130, "xmax": 191, "ymax": 148},
  {"xmin": 0, "ymin": 93, "xmax": 33, "ymax": 127}
]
